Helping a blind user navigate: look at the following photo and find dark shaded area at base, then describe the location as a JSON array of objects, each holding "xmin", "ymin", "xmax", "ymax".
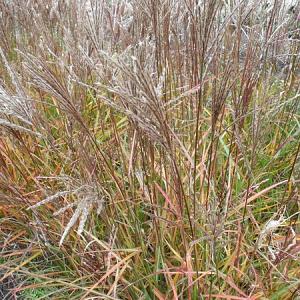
[{"xmin": 0, "ymin": 275, "xmax": 18, "ymax": 300}]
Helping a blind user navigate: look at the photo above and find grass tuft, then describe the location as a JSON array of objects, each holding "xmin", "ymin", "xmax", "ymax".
[{"xmin": 0, "ymin": 0, "xmax": 300, "ymax": 298}]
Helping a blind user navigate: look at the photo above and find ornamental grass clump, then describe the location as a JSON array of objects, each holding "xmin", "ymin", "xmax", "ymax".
[{"xmin": 0, "ymin": 0, "xmax": 300, "ymax": 299}]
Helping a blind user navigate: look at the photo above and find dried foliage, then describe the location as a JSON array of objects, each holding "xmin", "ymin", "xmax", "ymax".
[{"xmin": 0, "ymin": 0, "xmax": 300, "ymax": 299}]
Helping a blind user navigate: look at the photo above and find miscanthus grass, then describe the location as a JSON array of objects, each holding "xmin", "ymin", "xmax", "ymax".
[{"xmin": 0, "ymin": 0, "xmax": 300, "ymax": 299}]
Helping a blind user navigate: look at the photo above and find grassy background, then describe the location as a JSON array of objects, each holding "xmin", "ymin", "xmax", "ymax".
[{"xmin": 0, "ymin": 0, "xmax": 300, "ymax": 299}]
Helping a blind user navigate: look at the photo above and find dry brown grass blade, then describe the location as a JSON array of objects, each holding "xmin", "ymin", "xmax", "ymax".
[
  {"xmin": 0, "ymin": 251, "xmax": 42, "ymax": 283},
  {"xmin": 80, "ymin": 251, "xmax": 140, "ymax": 300},
  {"xmin": 231, "ymin": 180, "xmax": 300, "ymax": 215}
]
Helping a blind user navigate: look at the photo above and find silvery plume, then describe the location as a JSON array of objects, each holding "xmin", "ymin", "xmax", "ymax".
[
  {"xmin": 28, "ymin": 178, "xmax": 105, "ymax": 246},
  {"xmin": 0, "ymin": 48, "xmax": 40, "ymax": 136}
]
